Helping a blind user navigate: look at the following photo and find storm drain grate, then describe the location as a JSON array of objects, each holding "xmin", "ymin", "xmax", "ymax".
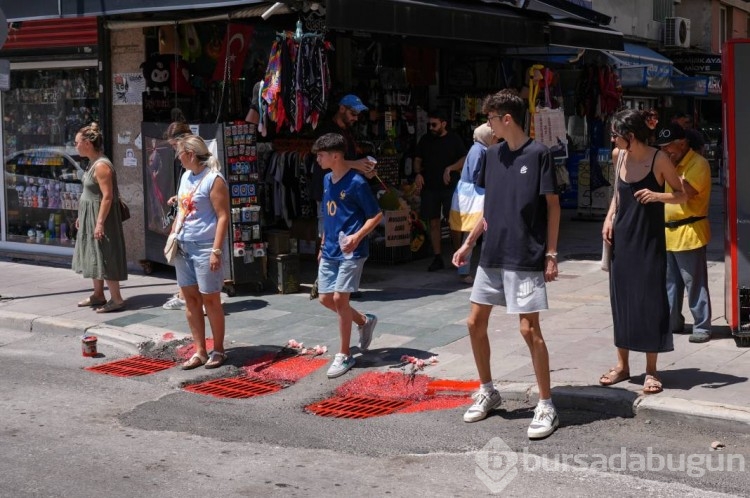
[
  {"xmin": 306, "ymin": 396, "xmax": 412, "ymax": 419},
  {"xmin": 85, "ymin": 356, "xmax": 176, "ymax": 377},
  {"xmin": 184, "ymin": 377, "xmax": 283, "ymax": 398}
]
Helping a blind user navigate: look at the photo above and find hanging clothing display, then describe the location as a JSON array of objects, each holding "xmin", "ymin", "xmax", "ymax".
[{"xmin": 259, "ymin": 31, "xmax": 332, "ymax": 136}]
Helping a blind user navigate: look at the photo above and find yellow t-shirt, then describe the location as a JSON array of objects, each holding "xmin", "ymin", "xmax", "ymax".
[{"xmin": 665, "ymin": 149, "xmax": 711, "ymax": 251}]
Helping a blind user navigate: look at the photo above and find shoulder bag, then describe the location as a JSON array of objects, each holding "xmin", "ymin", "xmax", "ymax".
[{"xmin": 164, "ymin": 171, "xmax": 209, "ymax": 264}]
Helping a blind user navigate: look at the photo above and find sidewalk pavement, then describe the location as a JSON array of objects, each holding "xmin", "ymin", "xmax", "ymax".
[{"xmin": 2, "ymin": 184, "xmax": 749, "ymax": 431}]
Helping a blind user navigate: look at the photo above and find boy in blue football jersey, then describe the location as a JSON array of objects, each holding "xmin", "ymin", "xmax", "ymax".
[{"xmin": 313, "ymin": 133, "xmax": 383, "ymax": 378}]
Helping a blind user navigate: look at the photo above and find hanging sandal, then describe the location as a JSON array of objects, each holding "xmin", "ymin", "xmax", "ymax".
[
  {"xmin": 78, "ymin": 295, "xmax": 107, "ymax": 307},
  {"xmin": 205, "ymin": 351, "xmax": 227, "ymax": 369},
  {"xmin": 181, "ymin": 353, "xmax": 208, "ymax": 370},
  {"xmin": 599, "ymin": 367, "xmax": 630, "ymax": 386},
  {"xmin": 643, "ymin": 375, "xmax": 663, "ymax": 395}
]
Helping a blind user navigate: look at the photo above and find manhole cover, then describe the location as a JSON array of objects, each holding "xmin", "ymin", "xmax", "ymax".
[
  {"xmin": 306, "ymin": 396, "xmax": 412, "ymax": 419},
  {"xmin": 85, "ymin": 356, "xmax": 176, "ymax": 377},
  {"xmin": 184, "ymin": 377, "xmax": 283, "ymax": 398}
]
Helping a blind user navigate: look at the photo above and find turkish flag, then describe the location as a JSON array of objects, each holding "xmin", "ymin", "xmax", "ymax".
[{"xmin": 211, "ymin": 23, "xmax": 254, "ymax": 81}]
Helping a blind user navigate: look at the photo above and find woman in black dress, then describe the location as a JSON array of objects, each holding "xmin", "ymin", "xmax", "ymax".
[{"xmin": 599, "ymin": 109, "xmax": 686, "ymax": 395}]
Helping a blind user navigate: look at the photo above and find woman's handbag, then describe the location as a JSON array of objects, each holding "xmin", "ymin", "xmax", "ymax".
[
  {"xmin": 118, "ymin": 199, "xmax": 131, "ymax": 222},
  {"xmin": 164, "ymin": 231, "xmax": 179, "ymax": 264},
  {"xmin": 449, "ymin": 179, "xmax": 485, "ymax": 232}
]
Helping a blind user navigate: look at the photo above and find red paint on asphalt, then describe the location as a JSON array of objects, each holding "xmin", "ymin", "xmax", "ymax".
[
  {"xmin": 162, "ymin": 332, "xmax": 175, "ymax": 341},
  {"xmin": 243, "ymin": 355, "xmax": 327, "ymax": 383}
]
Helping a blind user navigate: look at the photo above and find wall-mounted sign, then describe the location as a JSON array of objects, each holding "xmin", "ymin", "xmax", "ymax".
[{"xmin": 671, "ymin": 53, "xmax": 722, "ymax": 74}]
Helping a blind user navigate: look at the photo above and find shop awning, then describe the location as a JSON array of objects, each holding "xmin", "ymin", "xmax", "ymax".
[
  {"xmin": 605, "ymin": 43, "xmax": 675, "ymax": 89},
  {"xmin": 1, "ymin": 0, "xmax": 266, "ymax": 21},
  {"xmin": 548, "ymin": 21, "xmax": 623, "ymax": 51},
  {"xmin": 326, "ymin": 0, "xmax": 547, "ymax": 46}
]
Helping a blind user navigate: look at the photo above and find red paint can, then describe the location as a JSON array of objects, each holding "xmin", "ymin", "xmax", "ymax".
[{"xmin": 82, "ymin": 336, "xmax": 98, "ymax": 357}]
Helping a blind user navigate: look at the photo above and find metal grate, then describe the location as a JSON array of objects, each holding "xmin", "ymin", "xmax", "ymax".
[
  {"xmin": 306, "ymin": 396, "xmax": 412, "ymax": 419},
  {"xmin": 85, "ymin": 356, "xmax": 176, "ymax": 377},
  {"xmin": 184, "ymin": 377, "xmax": 283, "ymax": 399}
]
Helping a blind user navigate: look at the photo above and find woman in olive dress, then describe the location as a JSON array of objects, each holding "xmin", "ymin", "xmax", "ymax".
[{"xmin": 72, "ymin": 122, "xmax": 127, "ymax": 312}]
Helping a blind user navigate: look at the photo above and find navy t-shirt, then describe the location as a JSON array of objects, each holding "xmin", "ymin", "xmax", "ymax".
[
  {"xmin": 477, "ymin": 138, "xmax": 557, "ymax": 271},
  {"xmin": 415, "ymin": 132, "xmax": 466, "ymax": 191}
]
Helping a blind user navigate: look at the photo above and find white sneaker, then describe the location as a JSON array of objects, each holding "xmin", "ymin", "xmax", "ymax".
[
  {"xmin": 527, "ymin": 403, "xmax": 559, "ymax": 439},
  {"xmin": 463, "ymin": 389, "xmax": 502, "ymax": 422},
  {"xmin": 358, "ymin": 314, "xmax": 377, "ymax": 351},
  {"xmin": 327, "ymin": 353, "xmax": 355, "ymax": 379},
  {"xmin": 163, "ymin": 296, "xmax": 186, "ymax": 310}
]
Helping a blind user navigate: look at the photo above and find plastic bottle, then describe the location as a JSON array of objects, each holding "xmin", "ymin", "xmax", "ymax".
[{"xmin": 338, "ymin": 231, "xmax": 353, "ymax": 259}]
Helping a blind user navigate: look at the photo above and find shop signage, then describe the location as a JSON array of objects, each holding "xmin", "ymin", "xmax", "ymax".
[
  {"xmin": 708, "ymin": 75, "xmax": 722, "ymax": 95},
  {"xmin": 384, "ymin": 210, "xmax": 410, "ymax": 248},
  {"xmin": 671, "ymin": 54, "xmax": 722, "ymax": 74}
]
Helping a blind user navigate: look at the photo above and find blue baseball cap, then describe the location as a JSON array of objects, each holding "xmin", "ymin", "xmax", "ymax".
[{"xmin": 339, "ymin": 94, "xmax": 368, "ymax": 113}]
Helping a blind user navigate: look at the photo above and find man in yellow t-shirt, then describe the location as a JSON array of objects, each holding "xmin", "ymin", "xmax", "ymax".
[{"xmin": 656, "ymin": 123, "xmax": 712, "ymax": 343}]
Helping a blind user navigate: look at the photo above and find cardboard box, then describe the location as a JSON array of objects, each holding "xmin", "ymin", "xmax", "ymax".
[{"xmin": 265, "ymin": 230, "xmax": 290, "ymax": 255}]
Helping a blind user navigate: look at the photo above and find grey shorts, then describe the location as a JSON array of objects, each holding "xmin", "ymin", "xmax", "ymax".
[{"xmin": 470, "ymin": 266, "xmax": 548, "ymax": 314}]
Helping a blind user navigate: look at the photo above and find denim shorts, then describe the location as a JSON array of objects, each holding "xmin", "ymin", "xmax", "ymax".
[
  {"xmin": 470, "ymin": 266, "xmax": 548, "ymax": 314},
  {"xmin": 174, "ymin": 240, "xmax": 224, "ymax": 294},
  {"xmin": 317, "ymin": 257, "xmax": 367, "ymax": 294}
]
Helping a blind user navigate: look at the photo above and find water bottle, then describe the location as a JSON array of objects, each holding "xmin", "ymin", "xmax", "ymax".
[{"xmin": 338, "ymin": 231, "xmax": 354, "ymax": 259}]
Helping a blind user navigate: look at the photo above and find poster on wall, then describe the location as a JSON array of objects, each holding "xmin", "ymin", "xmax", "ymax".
[{"xmin": 113, "ymin": 73, "xmax": 146, "ymax": 105}]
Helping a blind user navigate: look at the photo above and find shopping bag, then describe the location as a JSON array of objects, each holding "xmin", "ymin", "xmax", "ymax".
[{"xmin": 449, "ymin": 179, "xmax": 485, "ymax": 232}]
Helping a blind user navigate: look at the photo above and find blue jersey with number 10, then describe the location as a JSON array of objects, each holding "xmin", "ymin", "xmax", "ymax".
[{"xmin": 322, "ymin": 169, "xmax": 381, "ymax": 260}]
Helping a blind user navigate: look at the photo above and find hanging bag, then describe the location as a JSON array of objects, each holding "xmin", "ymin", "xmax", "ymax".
[{"xmin": 601, "ymin": 151, "xmax": 623, "ymax": 271}]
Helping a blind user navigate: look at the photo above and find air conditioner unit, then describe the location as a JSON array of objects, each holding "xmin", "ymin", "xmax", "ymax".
[{"xmin": 664, "ymin": 17, "xmax": 691, "ymax": 48}]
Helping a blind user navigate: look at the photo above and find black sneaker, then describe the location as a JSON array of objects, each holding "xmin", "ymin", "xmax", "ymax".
[{"xmin": 428, "ymin": 256, "xmax": 445, "ymax": 272}]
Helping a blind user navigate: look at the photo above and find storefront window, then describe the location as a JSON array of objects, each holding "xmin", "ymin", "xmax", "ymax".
[{"xmin": 2, "ymin": 64, "xmax": 99, "ymax": 248}]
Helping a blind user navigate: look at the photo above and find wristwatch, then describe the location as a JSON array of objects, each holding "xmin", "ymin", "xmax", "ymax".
[{"xmin": 211, "ymin": 248, "xmax": 222, "ymax": 256}]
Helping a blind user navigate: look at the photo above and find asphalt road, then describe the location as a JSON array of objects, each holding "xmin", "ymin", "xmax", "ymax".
[{"xmin": 1, "ymin": 328, "xmax": 748, "ymax": 497}]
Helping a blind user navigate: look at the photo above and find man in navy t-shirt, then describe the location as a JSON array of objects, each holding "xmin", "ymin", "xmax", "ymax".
[
  {"xmin": 414, "ymin": 110, "xmax": 466, "ymax": 271},
  {"xmin": 452, "ymin": 89, "xmax": 561, "ymax": 440}
]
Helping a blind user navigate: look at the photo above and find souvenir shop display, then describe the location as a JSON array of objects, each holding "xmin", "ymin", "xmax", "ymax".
[{"xmin": 2, "ymin": 68, "xmax": 99, "ymax": 247}]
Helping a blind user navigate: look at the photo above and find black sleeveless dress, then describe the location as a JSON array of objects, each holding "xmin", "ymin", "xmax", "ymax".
[{"xmin": 610, "ymin": 152, "xmax": 673, "ymax": 353}]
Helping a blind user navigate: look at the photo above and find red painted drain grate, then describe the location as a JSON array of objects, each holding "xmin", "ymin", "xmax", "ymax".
[
  {"xmin": 85, "ymin": 356, "xmax": 176, "ymax": 377},
  {"xmin": 184, "ymin": 377, "xmax": 283, "ymax": 399},
  {"xmin": 306, "ymin": 396, "xmax": 412, "ymax": 419}
]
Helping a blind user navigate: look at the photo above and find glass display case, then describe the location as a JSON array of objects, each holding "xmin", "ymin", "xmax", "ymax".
[{"xmin": 1, "ymin": 62, "xmax": 100, "ymax": 250}]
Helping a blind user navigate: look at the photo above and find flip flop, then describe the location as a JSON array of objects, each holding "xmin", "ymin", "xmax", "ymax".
[
  {"xmin": 599, "ymin": 367, "xmax": 630, "ymax": 386},
  {"xmin": 95, "ymin": 300, "xmax": 125, "ymax": 313},
  {"xmin": 181, "ymin": 353, "xmax": 208, "ymax": 370},
  {"xmin": 643, "ymin": 375, "xmax": 663, "ymax": 395},
  {"xmin": 78, "ymin": 295, "xmax": 107, "ymax": 307},
  {"xmin": 205, "ymin": 351, "xmax": 227, "ymax": 369}
]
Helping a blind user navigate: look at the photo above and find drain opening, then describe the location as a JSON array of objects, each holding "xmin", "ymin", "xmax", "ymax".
[
  {"xmin": 306, "ymin": 396, "xmax": 412, "ymax": 419},
  {"xmin": 85, "ymin": 356, "xmax": 176, "ymax": 377},
  {"xmin": 184, "ymin": 377, "xmax": 283, "ymax": 399}
]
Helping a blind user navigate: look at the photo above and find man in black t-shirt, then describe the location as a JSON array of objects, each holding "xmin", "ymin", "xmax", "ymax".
[
  {"xmin": 414, "ymin": 111, "xmax": 466, "ymax": 271},
  {"xmin": 452, "ymin": 89, "xmax": 561, "ymax": 440}
]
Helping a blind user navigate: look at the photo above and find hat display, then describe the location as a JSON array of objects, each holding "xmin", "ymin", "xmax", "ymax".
[
  {"xmin": 339, "ymin": 94, "xmax": 368, "ymax": 113},
  {"xmin": 655, "ymin": 123, "xmax": 687, "ymax": 146}
]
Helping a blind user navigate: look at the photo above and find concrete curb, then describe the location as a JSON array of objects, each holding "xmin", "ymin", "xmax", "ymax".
[
  {"xmin": 0, "ymin": 311, "xmax": 189, "ymax": 355},
  {"xmin": 636, "ymin": 396, "xmax": 750, "ymax": 433}
]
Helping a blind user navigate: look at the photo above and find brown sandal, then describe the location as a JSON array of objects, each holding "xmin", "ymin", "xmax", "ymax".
[
  {"xmin": 78, "ymin": 295, "xmax": 107, "ymax": 307},
  {"xmin": 599, "ymin": 367, "xmax": 631, "ymax": 386},
  {"xmin": 643, "ymin": 375, "xmax": 663, "ymax": 394}
]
